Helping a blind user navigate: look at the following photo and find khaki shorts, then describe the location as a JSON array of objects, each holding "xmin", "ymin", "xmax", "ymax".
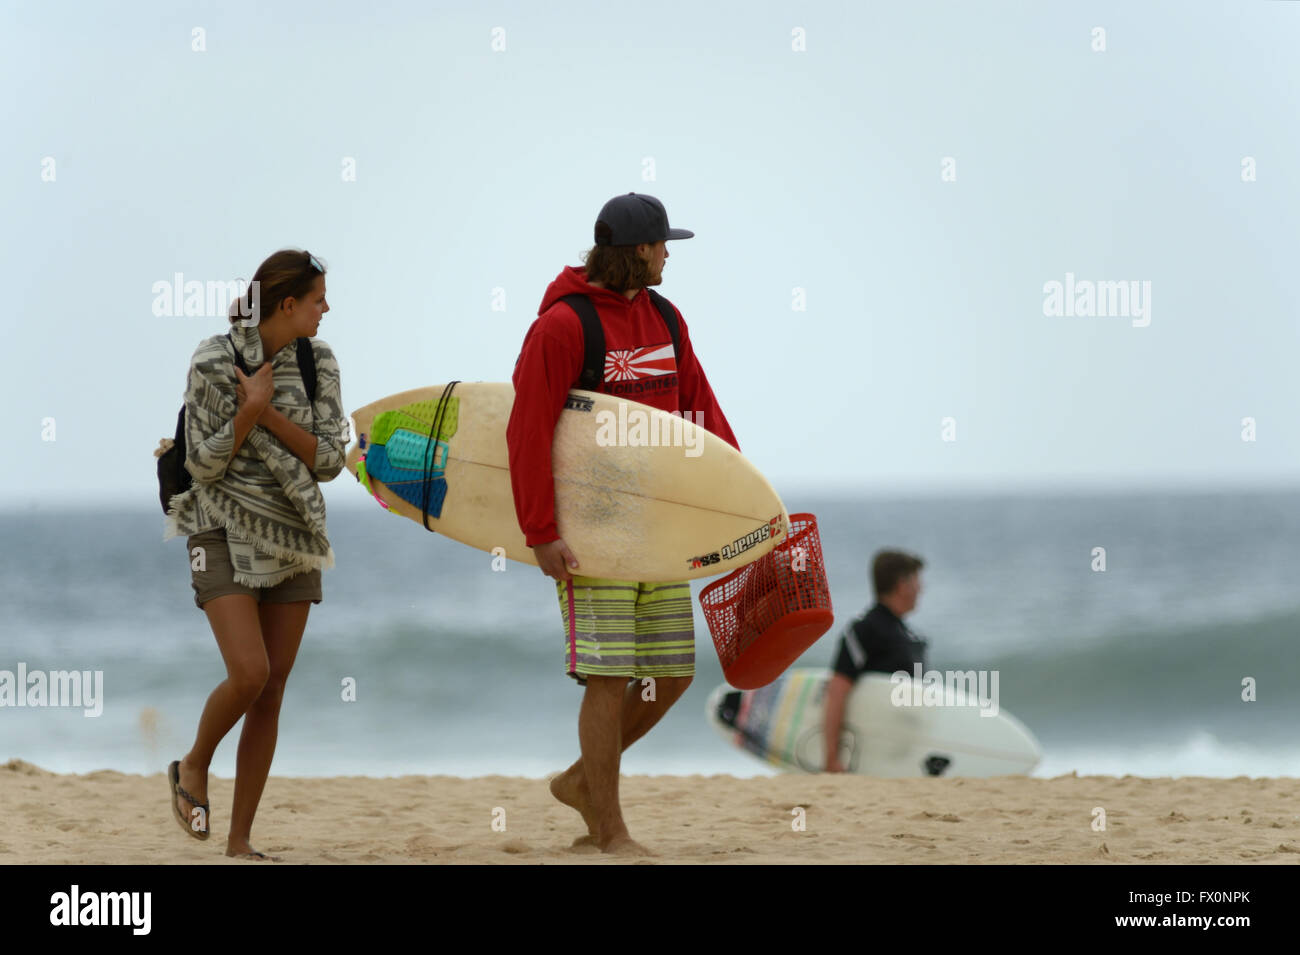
[{"xmin": 186, "ymin": 528, "xmax": 322, "ymax": 611}]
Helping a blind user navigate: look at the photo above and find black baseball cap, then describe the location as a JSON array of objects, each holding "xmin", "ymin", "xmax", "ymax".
[{"xmin": 594, "ymin": 193, "xmax": 694, "ymax": 246}]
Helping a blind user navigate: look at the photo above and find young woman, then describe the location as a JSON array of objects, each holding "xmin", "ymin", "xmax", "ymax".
[{"xmin": 162, "ymin": 249, "xmax": 348, "ymax": 860}]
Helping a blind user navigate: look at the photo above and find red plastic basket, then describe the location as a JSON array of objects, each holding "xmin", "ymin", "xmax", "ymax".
[{"xmin": 699, "ymin": 513, "xmax": 834, "ymax": 689}]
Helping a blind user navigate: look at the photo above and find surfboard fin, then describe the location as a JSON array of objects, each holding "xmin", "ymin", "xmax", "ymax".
[{"xmin": 924, "ymin": 754, "xmax": 952, "ymax": 777}]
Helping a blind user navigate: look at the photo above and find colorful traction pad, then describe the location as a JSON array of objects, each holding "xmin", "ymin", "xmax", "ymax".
[{"xmin": 357, "ymin": 398, "xmax": 460, "ymax": 518}]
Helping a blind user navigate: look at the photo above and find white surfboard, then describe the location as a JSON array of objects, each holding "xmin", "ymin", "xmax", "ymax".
[
  {"xmin": 707, "ymin": 669, "xmax": 1041, "ymax": 777},
  {"xmin": 345, "ymin": 382, "xmax": 789, "ymax": 582}
]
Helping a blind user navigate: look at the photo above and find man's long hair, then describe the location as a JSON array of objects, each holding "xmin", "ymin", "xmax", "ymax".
[{"xmin": 581, "ymin": 237, "xmax": 653, "ymax": 294}]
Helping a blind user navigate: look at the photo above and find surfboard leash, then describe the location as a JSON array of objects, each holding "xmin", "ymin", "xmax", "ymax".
[{"xmin": 420, "ymin": 380, "xmax": 460, "ymax": 532}]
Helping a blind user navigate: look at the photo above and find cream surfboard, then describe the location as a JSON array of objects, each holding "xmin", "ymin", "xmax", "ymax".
[
  {"xmin": 707, "ymin": 669, "xmax": 1041, "ymax": 777},
  {"xmin": 345, "ymin": 383, "xmax": 789, "ymax": 582}
]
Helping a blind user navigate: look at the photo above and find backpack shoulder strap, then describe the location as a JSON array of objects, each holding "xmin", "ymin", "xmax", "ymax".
[
  {"xmin": 225, "ymin": 332, "xmax": 250, "ymax": 375},
  {"xmin": 560, "ymin": 293, "xmax": 605, "ymax": 391},
  {"xmin": 645, "ymin": 288, "xmax": 681, "ymax": 365},
  {"xmin": 296, "ymin": 337, "xmax": 318, "ymax": 403}
]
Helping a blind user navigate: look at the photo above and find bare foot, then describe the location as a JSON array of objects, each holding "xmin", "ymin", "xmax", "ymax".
[
  {"xmin": 601, "ymin": 832, "xmax": 653, "ymax": 857},
  {"xmin": 178, "ymin": 757, "xmax": 208, "ymax": 807},
  {"xmin": 549, "ymin": 767, "xmax": 598, "ymax": 835}
]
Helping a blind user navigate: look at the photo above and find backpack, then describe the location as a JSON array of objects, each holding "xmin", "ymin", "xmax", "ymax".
[
  {"xmin": 560, "ymin": 288, "xmax": 681, "ymax": 390},
  {"xmin": 157, "ymin": 333, "xmax": 317, "ymax": 514}
]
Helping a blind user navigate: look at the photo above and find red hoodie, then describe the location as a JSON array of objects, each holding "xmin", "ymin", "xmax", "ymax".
[{"xmin": 507, "ymin": 265, "xmax": 740, "ymax": 548}]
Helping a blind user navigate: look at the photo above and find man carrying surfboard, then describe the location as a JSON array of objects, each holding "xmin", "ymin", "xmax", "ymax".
[
  {"xmin": 823, "ymin": 550, "xmax": 928, "ymax": 772},
  {"xmin": 508, "ymin": 193, "xmax": 739, "ymax": 855}
]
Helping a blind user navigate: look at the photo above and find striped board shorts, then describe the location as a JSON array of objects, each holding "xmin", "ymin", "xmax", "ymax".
[{"xmin": 556, "ymin": 577, "xmax": 695, "ymax": 686}]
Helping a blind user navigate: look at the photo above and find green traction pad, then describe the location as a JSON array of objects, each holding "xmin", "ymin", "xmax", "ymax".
[{"xmin": 371, "ymin": 396, "xmax": 459, "ymax": 446}]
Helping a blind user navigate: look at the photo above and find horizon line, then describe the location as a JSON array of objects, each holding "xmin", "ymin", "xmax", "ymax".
[{"xmin": 3, "ymin": 475, "xmax": 1298, "ymax": 514}]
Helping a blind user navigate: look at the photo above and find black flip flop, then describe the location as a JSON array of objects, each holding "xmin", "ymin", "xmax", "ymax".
[
  {"xmin": 168, "ymin": 760, "xmax": 210, "ymax": 840},
  {"xmin": 235, "ymin": 849, "xmax": 282, "ymax": 862}
]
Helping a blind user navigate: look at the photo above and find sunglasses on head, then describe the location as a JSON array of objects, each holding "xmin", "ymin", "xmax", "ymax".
[{"xmin": 306, "ymin": 252, "xmax": 325, "ymax": 273}]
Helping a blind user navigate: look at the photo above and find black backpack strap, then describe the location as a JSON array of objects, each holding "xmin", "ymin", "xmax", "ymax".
[
  {"xmin": 225, "ymin": 332, "xmax": 318, "ymax": 403},
  {"xmin": 646, "ymin": 288, "xmax": 681, "ymax": 362},
  {"xmin": 555, "ymin": 291, "xmax": 680, "ymax": 391},
  {"xmin": 225, "ymin": 332, "xmax": 250, "ymax": 375},
  {"xmin": 296, "ymin": 337, "xmax": 318, "ymax": 403},
  {"xmin": 561, "ymin": 293, "xmax": 605, "ymax": 391}
]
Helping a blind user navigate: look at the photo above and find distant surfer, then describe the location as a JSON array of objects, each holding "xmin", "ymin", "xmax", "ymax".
[
  {"xmin": 161, "ymin": 250, "xmax": 349, "ymax": 859},
  {"xmin": 822, "ymin": 550, "xmax": 928, "ymax": 773},
  {"xmin": 508, "ymin": 194, "xmax": 740, "ymax": 854}
]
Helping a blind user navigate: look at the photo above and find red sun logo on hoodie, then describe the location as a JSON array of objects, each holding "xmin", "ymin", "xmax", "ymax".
[{"xmin": 604, "ymin": 343, "xmax": 676, "ymax": 382}]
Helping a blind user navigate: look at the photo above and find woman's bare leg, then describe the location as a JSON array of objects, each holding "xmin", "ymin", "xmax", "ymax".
[
  {"xmin": 177, "ymin": 594, "xmax": 269, "ymax": 830},
  {"xmin": 225, "ymin": 600, "xmax": 309, "ymax": 856}
]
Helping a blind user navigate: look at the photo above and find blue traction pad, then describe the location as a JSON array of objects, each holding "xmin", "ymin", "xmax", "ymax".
[{"xmin": 363, "ymin": 442, "xmax": 449, "ymax": 518}]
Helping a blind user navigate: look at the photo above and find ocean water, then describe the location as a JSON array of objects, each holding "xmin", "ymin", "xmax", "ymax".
[{"xmin": 2, "ymin": 489, "xmax": 1298, "ymax": 779}]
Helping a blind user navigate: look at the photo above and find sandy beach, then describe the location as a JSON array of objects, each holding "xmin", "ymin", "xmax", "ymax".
[{"xmin": 3, "ymin": 758, "xmax": 1297, "ymax": 864}]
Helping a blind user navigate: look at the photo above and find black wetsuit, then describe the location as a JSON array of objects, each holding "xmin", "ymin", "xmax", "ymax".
[{"xmin": 831, "ymin": 602, "xmax": 927, "ymax": 680}]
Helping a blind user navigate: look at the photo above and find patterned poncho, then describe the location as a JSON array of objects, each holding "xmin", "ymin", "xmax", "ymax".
[{"xmin": 163, "ymin": 321, "xmax": 350, "ymax": 587}]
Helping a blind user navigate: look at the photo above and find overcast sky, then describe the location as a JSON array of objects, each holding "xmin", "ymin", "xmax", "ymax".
[{"xmin": 2, "ymin": 0, "xmax": 1297, "ymax": 511}]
